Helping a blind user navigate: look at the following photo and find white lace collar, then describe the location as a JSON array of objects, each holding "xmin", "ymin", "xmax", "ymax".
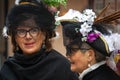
[{"xmin": 79, "ymin": 61, "xmax": 106, "ymax": 80}]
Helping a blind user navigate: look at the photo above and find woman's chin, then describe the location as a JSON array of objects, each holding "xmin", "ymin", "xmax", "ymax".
[
  {"xmin": 22, "ymin": 49, "xmax": 38, "ymax": 55},
  {"xmin": 71, "ymin": 65, "xmax": 77, "ymax": 72}
]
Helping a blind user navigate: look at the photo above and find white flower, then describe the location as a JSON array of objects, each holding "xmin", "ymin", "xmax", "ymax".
[
  {"xmin": 83, "ymin": 9, "xmax": 96, "ymax": 18},
  {"xmin": 80, "ymin": 22, "xmax": 92, "ymax": 36},
  {"xmin": 81, "ymin": 9, "xmax": 96, "ymax": 23},
  {"xmin": 56, "ymin": 9, "xmax": 96, "ymax": 38},
  {"xmin": 81, "ymin": 37, "xmax": 87, "ymax": 42},
  {"xmin": 79, "ymin": 9, "xmax": 96, "ymax": 37}
]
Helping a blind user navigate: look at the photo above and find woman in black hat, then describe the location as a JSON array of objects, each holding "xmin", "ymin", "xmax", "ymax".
[
  {"xmin": 58, "ymin": 9, "xmax": 120, "ymax": 80},
  {"xmin": 0, "ymin": 0, "xmax": 79, "ymax": 80}
]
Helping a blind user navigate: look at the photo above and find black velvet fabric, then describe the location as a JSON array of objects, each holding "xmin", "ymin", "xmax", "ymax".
[
  {"xmin": 0, "ymin": 49, "xmax": 79, "ymax": 80},
  {"xmin": 83, "ymin": 64, "xmax": 120, "ymax": 80}
]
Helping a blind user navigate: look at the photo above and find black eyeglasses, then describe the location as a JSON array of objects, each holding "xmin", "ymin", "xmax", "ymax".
[
  {"xmin": 16, "ymin": 27, "xmax": 40, "ymax": 38},
  {"xmin": 66, "ymin": 46, "xmax": 91, "ymax": 56}
]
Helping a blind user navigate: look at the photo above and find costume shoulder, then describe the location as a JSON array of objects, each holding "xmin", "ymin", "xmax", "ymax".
[{"xmin": 83, "ymin": 64, "xmax": 120, "ymax": 80}]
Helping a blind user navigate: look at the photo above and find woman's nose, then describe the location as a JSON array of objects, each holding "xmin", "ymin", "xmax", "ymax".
[{"xmin": 26, "ymin": 32, "xmax": 32, "ymax": 38}]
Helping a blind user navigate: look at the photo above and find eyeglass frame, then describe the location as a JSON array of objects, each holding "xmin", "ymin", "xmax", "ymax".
[
  {"xmin": 15, "ymin": 27, "xmax": 41, "ymax": 38},
  {"xmin": 66, "ymin": 45, "xmax": 91, "ymax": 56}
]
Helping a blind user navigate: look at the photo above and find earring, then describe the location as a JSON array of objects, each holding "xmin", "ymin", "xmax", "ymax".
[
  {"xmin": 16, "ymin": 44, "xmax": 19, "ymax": 50},
  {"xmin": 42, "ymin": 42, "xmax": 46, "ymax": 49},
  {"xmin": 88, "ymin": 63, "xmax": 91, "ymax": 67}
]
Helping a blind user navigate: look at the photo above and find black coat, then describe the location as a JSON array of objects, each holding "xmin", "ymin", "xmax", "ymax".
[
  {"xmin": 83, "ymin": 64, "xmax": 120, "ymax": 80},
  {"xmin": 0, "ymin": 49, "xmax": 79, "ymax": 80}
]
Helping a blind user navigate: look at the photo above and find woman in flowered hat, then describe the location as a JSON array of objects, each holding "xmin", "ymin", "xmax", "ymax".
[
  {"xmin": 57, "ymin": 9, "xmax": 120, "ymax": 80},
  {"xmin": 0, "ymin": 0, "xmax": 79, "ymax": 80}
]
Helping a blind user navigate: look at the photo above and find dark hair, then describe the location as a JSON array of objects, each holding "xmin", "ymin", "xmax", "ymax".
[{"xmin": 6, "ymin": 0, "xmax": 55, "ymax": 52}]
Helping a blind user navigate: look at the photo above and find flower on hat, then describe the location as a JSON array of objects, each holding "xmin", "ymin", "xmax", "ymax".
[
  {"xmin": 81, "ymin": 9, "xmax": 96, "ymax": 23},
  {"xmin": 87, "ymin": 32, "xmax": 100, "ymax": 43},
  {"xmin": 78, "ymin": 9, "xmax": 96, "ymax": 37},
  {"xmin": 80, "ymin": 22, "xmax": 92, "ymax": 37},
  {"xmin": 76, "ymin": 9, "xmax": 98, "ymax": 43}
]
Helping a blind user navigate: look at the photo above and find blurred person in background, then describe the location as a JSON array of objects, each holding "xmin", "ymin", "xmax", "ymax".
[{"xmin": 56, "ymin": 8, "xmax": 120, "ymax": 80}]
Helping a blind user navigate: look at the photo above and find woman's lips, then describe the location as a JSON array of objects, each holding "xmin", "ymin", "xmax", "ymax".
[
  {"xmin": 24, "ymin": 42, "xmax": 35, "ymax": 47},
  {"xmin": 70, "ymin": 61, "xmax": 75, "ymax": 64}
]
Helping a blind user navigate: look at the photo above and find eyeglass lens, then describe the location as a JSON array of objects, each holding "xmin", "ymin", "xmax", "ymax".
[
  {"xmin": 66, "ymin": 45, "xmax": 91, "ymax": 56},
  {"xmin": 16, "ymin": 27, "xmax": 40, "ymax": 38}
]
